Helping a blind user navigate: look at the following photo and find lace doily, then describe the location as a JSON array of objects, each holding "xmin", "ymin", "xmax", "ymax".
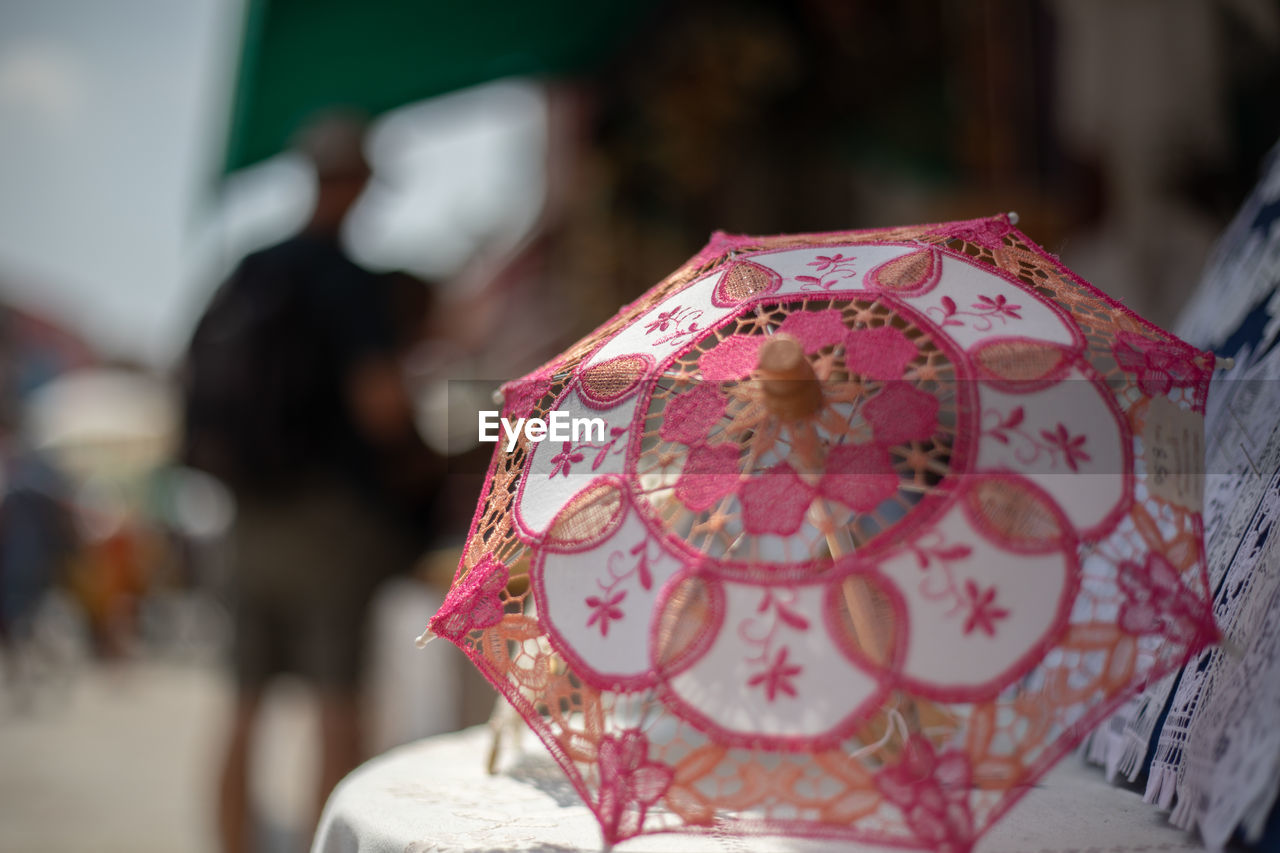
[
  {"xmin": 1132, "ymin": 139, "xmax": 1280, "ymax": 848},
  {"xmin": 1160, "ymin": 470, "xmax": 1280, "ymax": 847}
]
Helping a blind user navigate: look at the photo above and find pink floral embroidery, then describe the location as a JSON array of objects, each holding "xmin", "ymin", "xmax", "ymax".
[
  {"xmin": 983, "ymin": 409, "xmax": 1092, "ymax": 472},
  {"xmin": 644, "ymin": 305, "xmax": 704, "ymax": 346},
  {"xmin": 973, "ymin": 293, "xmax": 1021, "ymax": 319},
  {"xmin": 674, "ymin": 443, "xmax": 741, "ymax": 512},
  {"xmin": 777, "ymin": 309, "xmax": 849, "ymax": 353},
  {"xmin": 1038, "ymin": 423, "xmax": 1091, "ymax": 472},
  {"xmin": 583, "ymin": 542, "xmax": 658, "ymax": 637},
  {"xmin": 934, "ymin": 216, "xmax": 1013, "ymax": 251},
  {"xmin": 929, "ymin": 293, "xmax": 1022, "ymax": 331},
  {"xmin": 698, "ymin": 334, "xmax": 765, "ymax": 381},
  {"xmin": 585, "ymin": 590, "xmax": 626, "ymax": 636},
  {"xmin": 818, "ymin": 444, "xmax": 898, "ymax": 511},
  {"xmin": 644, "ymin": 306, "xmax": 685, "ymax": 335},
  {"xmin": 429, "ymin": 554, "xmax": 509, "ymax": 642},
  {"xmin": 501, "ymin": 372, "xmax": 553, "ymax": 420},
  {"xmin": 548, "ymin": 442, "xmax": 585, "ymax": 477},
  {"xmin": 755, "ymin": 589, "xmax": 811, "ymax": 630},
  {"xmin": 739, "ymin": 590, "xmax": 811, "ymax": 704},
  {"xmin": 845, "ymin": 326, "xmax": 918, "ymax": 380},
  {"xmin": 597, "ymin": 426, "xmax": 629, "ymax": 463},
  {"xmin": 875, "ymin": 736, "xmax": 976, "ymax": 853},
  {"xmin": 1117, "ymin": 553, "xmax": 1218, "ymax": 650},
  {"xmin": 627, "ymin": 540, "xmax": 656, "ymax": 591},
  {"xmin": 862, "ymin": 383, "xmax": 940, "ymax": 446},
  {"xmin": 809, "ymin": 252, "xmax": 856, "ymax": 273},
  {"xmin": 795, "ymin": 253, "xmax": 858, "ymax": 290},
  {"xmin": 739, "ymin": 462, "xmax": 814, "ymax": 535},
  {"xmin": 960, "ymin": 580, "xmax": 1010, "ymax": 637},
  {"xmin": 546, "ymin": 426, "xmax": 628, "ymax": 480},
  {"xmin": 910, "ymin": 538, "xmax": 974, "ymax": 572},
  {"xmin": 747, "ymin": 646, "xmax": 803, "ymax": 701},
  {"xmin": 1112, "ymin": 331, "xmax": 1200, "ymax": 397},
  {"xmin": 910, "ymin": 534, "xmax": 975, "ymax": 619},
  {"xmin": 596, "ymin": 730, "xmax": 674, "ymax": 844},
  {"xmin": 659, "ymin": 383, "xmax": 727, "ymax": 445},
  {"xmin": 983, "ymin": 406, "xmax": 1025, "ymax": 444}
]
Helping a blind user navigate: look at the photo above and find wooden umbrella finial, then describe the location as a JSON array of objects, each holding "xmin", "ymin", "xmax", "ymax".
[{"xmin": 756, "ymin": 335, "xmax": 823, "ymax": 420}]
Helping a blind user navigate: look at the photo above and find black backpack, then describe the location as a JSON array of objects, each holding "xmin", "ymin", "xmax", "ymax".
[{"xmin": 180, "ymin": 249, "xmax": 327, "ymax": 492}]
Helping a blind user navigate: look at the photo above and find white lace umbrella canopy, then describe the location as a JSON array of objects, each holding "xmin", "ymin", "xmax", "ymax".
[{"xmin": 425, "ymin": 215, "xmax": 1221, "ymax": 851}]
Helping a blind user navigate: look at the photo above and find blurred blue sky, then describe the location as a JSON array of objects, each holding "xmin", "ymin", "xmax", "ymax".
[
  {"xmin": 0, "ymin": 0, "xmax": 547, "ymax": 369},
  {"xmin": 0, "ymin": 0, "xmax": 233, "ymax": 366}
]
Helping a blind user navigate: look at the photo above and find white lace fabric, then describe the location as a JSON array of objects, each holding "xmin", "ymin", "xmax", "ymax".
[
  {"xmin": 312, "ymin": 724, "xmax": 1203, "ymax": 853},
  {"xmin": 1085, "ymin": 138, "xmax": 1280, "ymax": 848}
]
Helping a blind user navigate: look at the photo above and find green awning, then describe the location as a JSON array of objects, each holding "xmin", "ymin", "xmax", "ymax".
[{"xmin": 224, "ymin": 0, "xmax": 653, "ymax": 172}]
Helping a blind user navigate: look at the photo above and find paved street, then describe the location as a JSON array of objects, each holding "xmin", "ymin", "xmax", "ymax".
[
  {"xmin": 0, "ymin": 579, "xmax": 463, "ymax": 853},
  {"xmin": 0, "ymin": 656, "xmax": 317, "ymax": 853}
]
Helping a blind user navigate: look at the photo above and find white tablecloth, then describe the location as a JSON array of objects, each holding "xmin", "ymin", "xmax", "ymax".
[{"xmin": 313, "ymin": 724, "xmax": 1203, "ymax": 853}]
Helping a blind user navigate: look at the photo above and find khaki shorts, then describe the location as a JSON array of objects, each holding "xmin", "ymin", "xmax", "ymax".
[{"xmin": 229, "ymin": 480, "xmax": 415, "ymax": 690}]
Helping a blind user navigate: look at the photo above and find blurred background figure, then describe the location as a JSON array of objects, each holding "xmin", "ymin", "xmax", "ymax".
[
  {"xmin": 26, "ymin": 365, "xmax": 180, "ymax": 660},
  {"xmin": 0, "ymin": 384, "xmax": 78, "ymax": 703},
  {"xmin": 181, "ymin": 112, "xmax": 439, "ymax": 853},
  {"xmin": 0, "ymin": 1, "xmax": 1278, "ymax": 852}
]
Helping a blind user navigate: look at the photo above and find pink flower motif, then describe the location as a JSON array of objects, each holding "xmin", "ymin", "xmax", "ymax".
[
  {"xmin": 875, "ymin": 736, "xmax": 975, "ymax": 853},
  {"xmin": 933, "ymin": 293, "xmax": 1021, "ymax": 329},
  {"xmin": 845, "ymin": 326, "xmax": 918, "ymax": 380},
  {"xmin": 1038, "ymin": 423, "xmax": 1091, "ymax": 472},
  {"xmin": 699, "ymin": 335, "xmax": 765, "ymax": 381},
  {"xmin": 1117, "ymin": 553, "xmax": 1218, "ymax": 650},
  {"xmin": 984, "ymin": 406, "xmax": 1025, "ymax": 444},
  {"xmin": 660, "ymin": 383, "xmax": 727, "ymax": 445},
  {"xmin": 863, "ymin": 383, "xmax": 940, "ymax": 446},
  {"xmin": 794, "ymin": 274, "xmax": 837, "ymax": 291},
  {"xmin": 972, "ymin": 293, "xmax": 1021, "ymax": 319},
  {"xmin": 818, "ymin": 444, "xmax": 899, "ymax": 511},
  {"xmin": 548, "ymin": 442, "xmax": 585, "ymax": 477},
  {"xmin": 596, "ymin": 730, "xmax": 674, "ymax": 844},
  {"xmin": 585, "ymin": 589, "xmax": 627, "ymax": 637},
  {"xmin": 777, "ymin": 309, "xmax": 849, "ymax": 353},
  {"xmin": 674, "ymin": 443, "xmax": 741, "ymax": 512},
  {"xmin": 644, "ymin": 306, "xmax": 683, "ymax": 335},
  {"xmin": 747, "ymin": 646, "xmax": 803, "ymax": 702},
  {"xmin": 627, "ymin": 540, "xmax": 654, "ymax": 591},
  {"xmin": 756, "ymin": 590, "xmax": 811, "ymax": 630},
  {"xmin": 809, "ymin": 253, "xmax": 850, "ymax": 272},
  {"xmin": 935, "ymin": 216, "xmax": 1013, "ymax": 251},
  {"xmin": 960, "ymin": 580, "xmax": 1010, "ymax": 637},
  {"xmin": 795, "ymin": 253, "xmax": 858, "ymax": 290},
  {"xmin": 739, "ymin": 462, "xmax": 815, "ymax": 535},
  {"xmin": 1112, "ymin": 331, "xmax": 1201, "ymax": 397},
  {"xmin": 428, "ymin": 554, "xmax": 509, "ymax": 642},
  {"xmin": 501, "ymin": 372, "xmax": 553, "ymax": 420},
  {"xmin": 935, "ymin": 296, "xmax": 965, "ymax": 327}
]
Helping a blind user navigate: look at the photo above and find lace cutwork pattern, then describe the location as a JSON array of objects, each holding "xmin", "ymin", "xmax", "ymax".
[
  {"xmin": 429, "ymin": 216, "xmax": 1216, "ymax": 851},
  {"xmin": 634, "ymin": 295, "xmax": 963, "ymax": 567},
  {"xmin": 1118, "ymin": 142, "xmax": 1280, "ymax": 848}
]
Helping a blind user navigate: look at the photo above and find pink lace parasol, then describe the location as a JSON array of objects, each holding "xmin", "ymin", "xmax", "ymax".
[{"xmin": 425, "ymin": 215, "xmax": 1219, "ymax": 851}]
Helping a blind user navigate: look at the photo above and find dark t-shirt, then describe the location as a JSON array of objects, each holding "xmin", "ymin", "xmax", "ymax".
[
  {"xmin": 186, "ymin": 232, "xmax": 397, "ymax": 498},
  {"xmin": 267, "ymin": 233, "xmax": 395, "ymax": 488},
  {"xmin": 187, "ymin": 231, "xmax": 443, "ymax": 554}
]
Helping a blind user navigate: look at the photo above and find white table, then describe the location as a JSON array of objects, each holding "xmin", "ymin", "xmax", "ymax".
[{"xmin": 313, "ymin": 724, "xmax": 1204, "ymax": 853}]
